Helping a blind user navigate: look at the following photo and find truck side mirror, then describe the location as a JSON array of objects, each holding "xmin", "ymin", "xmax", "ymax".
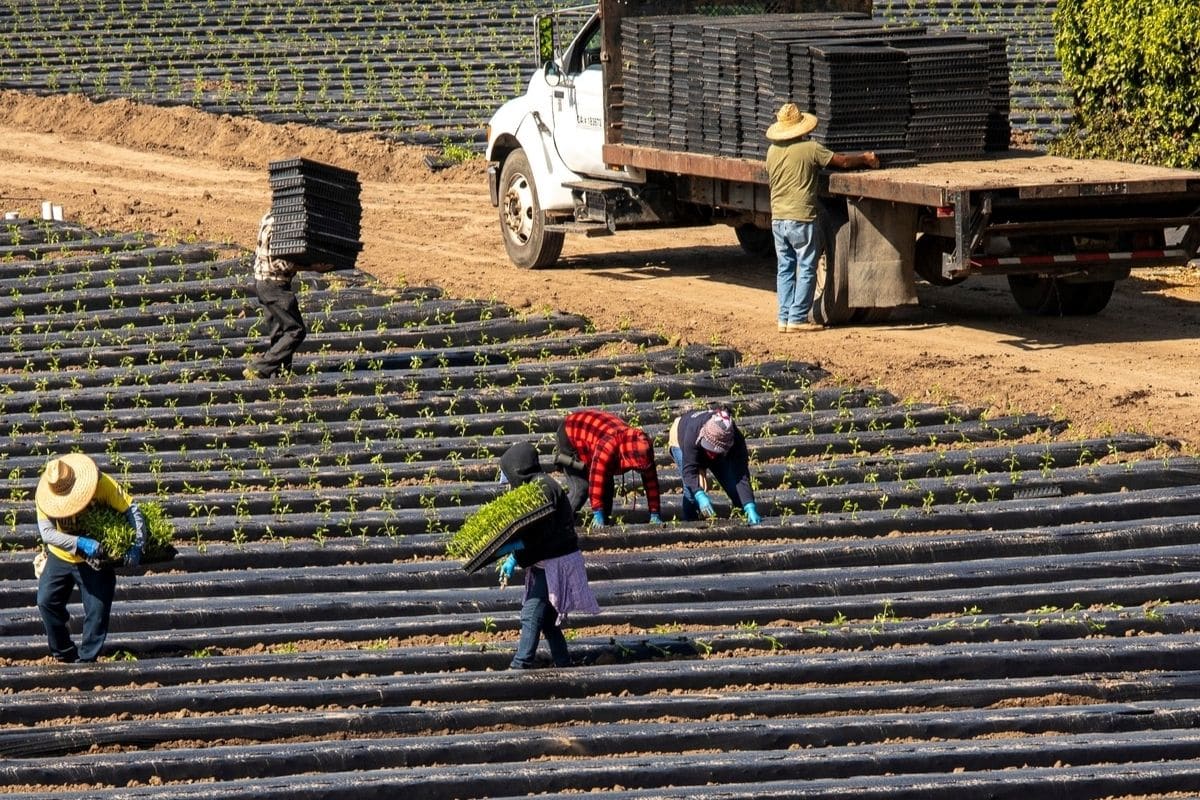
[{"xmin": 543, "ymin": 61, "xmax": 562, "ymax": 88}]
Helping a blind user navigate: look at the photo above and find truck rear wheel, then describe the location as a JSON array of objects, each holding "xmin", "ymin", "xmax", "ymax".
[
  {"xmin": 1007, "ymin": 275, "xmax": 1116, "ymax": 315},
  {"xmin": 735, "ymin": 224, "xmax": 774, "ymax": 259},
  {"xmin": 498, "ymin": 148, "xmax": 564, "ymax": 269},
  {"xmin": 914, "ymin": 234, "xmax": 966, "ymax": 287}
]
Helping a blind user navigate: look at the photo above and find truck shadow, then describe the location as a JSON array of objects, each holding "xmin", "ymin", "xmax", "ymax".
[
  {"xmin": 557, "ymin": 244, "xmax": 777, "ymax": 293},
  {"xmin": 904, "ymin": 273, "xmax": 1200, "ymax": 349}
]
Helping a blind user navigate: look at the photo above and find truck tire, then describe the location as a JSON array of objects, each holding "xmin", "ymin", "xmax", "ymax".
[
  {"xmin": 735, "ymin": 224, "xmax": 774, "ymax": 259},
  {"xmin": 810, "ymin": 199, "xmax": 855, "ymax": 326},
  {"xmin": 914, "ymin": 234, "xmax": 966, "ymax": 287},
  {"xmin": 1007, "ymin": 275, "xmax": 1116, "ymax": 316},
  {"xmin": 498, "ymin": 148, "xmax": 564, "ymax": 269}
]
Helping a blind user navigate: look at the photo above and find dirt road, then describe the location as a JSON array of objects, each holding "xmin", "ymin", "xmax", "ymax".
[{"xmin": 2, "ymin": 91, "xmax": 1198, "ymax": 447}]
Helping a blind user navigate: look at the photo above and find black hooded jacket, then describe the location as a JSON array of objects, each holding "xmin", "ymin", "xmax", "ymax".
[{"xmin": 498, "ymin": 442, "xmax": 579, "ymax": 568}]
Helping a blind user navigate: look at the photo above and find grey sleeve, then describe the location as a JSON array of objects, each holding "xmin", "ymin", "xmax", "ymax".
[{"xmin": 38, "ymin": 516, "xmax": 78, "ymax": 552}]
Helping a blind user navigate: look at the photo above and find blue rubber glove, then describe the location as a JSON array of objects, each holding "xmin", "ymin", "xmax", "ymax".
[
  {"xmin": 591, "ymin": 510, "xmax": 606, "ymax": 527},
  {"xmin": 496, "ymin": 540, "xmax": 525, "ymax": 557},
  {"xmin": 124, "ymin": 544, "xmax": 142, "ymax": 567},
  {"xmin": 75, "ymin": 536, "xmax": 101, "ymax": 558},
  {"xmin": 499, "ymin": 554, "xmax": 518, "ymax": 583},
  {"xmin": 693, "ymin": 490, "xmax": 716, "ymax": 519},
  {"xmin": 743, "ymin": 502, "xmax": 761, "ymax": 525},
  {"xmin": 649, "ymin": 513, "xmax": 663, "ymax": 524}
]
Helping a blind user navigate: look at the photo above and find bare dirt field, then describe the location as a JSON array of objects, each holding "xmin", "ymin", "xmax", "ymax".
[{"xmin": 2, "ymin": 90, "xmax": 1198, "ymax": 448}]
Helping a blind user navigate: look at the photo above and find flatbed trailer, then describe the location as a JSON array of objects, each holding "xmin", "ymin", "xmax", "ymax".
[
  {"xmin": 486, "ymin": 0, "xmax": 1200, "ymax": 323},
  {"xmin": 604, "ymin": 143, "xmax": 1200, "ymax": 320}
]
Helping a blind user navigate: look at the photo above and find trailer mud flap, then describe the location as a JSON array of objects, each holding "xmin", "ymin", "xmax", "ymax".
[
  {"xmin": 813, "ymin": 198, "xmax": 917, "ymax": 325},
  {"xmin": 845, "ymin": 198, "xmax": 918, "ymax": 309}
]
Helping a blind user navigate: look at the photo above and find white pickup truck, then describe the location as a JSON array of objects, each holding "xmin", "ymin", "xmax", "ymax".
[{"xmin": 485, "ymin": 0, "xmax": 1200, "ymax": 324}]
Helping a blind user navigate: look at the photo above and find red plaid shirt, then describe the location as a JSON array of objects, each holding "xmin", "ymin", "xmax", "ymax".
[{"xmin": 563, "ymin": 410, "xmax": 660, "ymax": 514}]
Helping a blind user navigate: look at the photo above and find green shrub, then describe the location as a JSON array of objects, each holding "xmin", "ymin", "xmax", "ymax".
[
  {"xmin": 1052, "ymin": 0, "xmax": 1200, "ymax": 167},
  {"xmin": 78, "ymin": 500, "xmax": 177, "ymax": 563}
]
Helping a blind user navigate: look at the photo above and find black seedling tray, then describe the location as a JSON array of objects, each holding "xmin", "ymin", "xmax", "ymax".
[{"xmin": 462, "ymin": 501, "xmax": 555, "ymax": 575}]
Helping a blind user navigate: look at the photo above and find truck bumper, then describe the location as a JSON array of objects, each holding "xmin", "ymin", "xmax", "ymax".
[{"xmin": 487, "ymin": 162, "xmax": 500, "ymax": 207}]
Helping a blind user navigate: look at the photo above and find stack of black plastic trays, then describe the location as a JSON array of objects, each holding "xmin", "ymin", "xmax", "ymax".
[
  {"xmin": 620, "ymin": 18, "xmax": 651, "ymax": 147},
  {"xmin": 648, "ymin": 18, "xmax": 675, "ymax": 145},
  {"xmin": 971, "ymin": 34, "xmax": 1012, "ymax": 150},
  {"xmin": 808, "ymin": 43, "xmax": 912, "ymax": 162},
  {"xmin": 268, "ymin": 158, "xmax": 362, "ymax": 271},
  {"xmin": 666, "ymin": 14, "xmax": 719, "ymax": 152},
  {"xmin": 746, "ymin": 18, "xmax": 901, "ymax": 160},
  {"xmin": 891, "ymin": 38, "xmax": 991, "ymax": 161},
  {"xmin": 667, "ymin": 23, "xmax": 691, "ymax": 151},
  {"xmin": 697, "ymin": 23, "xmax": 726, "ymax": 156}
]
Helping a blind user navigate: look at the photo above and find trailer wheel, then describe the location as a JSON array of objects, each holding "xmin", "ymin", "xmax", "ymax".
[
  {"xmin": 811, "ymin": 199, "xmax": 855, "ymax": 325},
  {"xmin": 914, "ymin": 234, "xmax": 966, "ymax": 287},
  {"xmin": 498, "ymin": 148, "xmax": 564, "ymax": 269},
  {"xmin": 1007, "ymin": 275, "xmax": 1116, "ymax": 316},
  {"xmin": 735, "ymin": 224, "xmax": 774, "ymax": 259}
]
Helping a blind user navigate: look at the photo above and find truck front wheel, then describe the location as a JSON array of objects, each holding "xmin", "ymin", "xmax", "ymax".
[
  {"xmin": 1007, "ymin": 275, "xmax": 1116, "ymax": 315},
  {"xmin": 498, "ymin": 149, "xmax": 564, "ymax": 269}
]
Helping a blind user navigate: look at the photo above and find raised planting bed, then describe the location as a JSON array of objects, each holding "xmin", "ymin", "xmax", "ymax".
[{"xmin": 0, "ymin": 221, "xmax": 1198, "ymax": 799}]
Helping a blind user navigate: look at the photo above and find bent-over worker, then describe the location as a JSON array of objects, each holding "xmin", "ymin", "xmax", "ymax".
[
  {"xmin": 35, "ymin": 453, "xmax": 146, "ymax": 663},
  {"xmin": 553, "ymin": 409, "xmax": 661, "ymax": 526},
  {"xmin": 669, "ymin": 408, "xmax": 760, "ymax": 525}
]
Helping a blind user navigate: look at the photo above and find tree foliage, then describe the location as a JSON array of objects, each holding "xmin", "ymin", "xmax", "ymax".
[{"xmin": 1051, "ymin": 0, "xmax": 1200, "ymax": 167}]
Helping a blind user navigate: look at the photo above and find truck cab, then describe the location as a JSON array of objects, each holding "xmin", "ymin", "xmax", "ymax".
[{"xmin": 487, "ymin": 8, "xmax": 626, "ymax": 268}]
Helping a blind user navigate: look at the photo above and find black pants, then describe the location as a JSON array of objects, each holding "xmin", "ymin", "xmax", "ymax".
[
  {"xmin": 37, "ymin": 552, "xmax": 116, "ymax": 663},
  {"xmin": 252, "ymin": 277, "xmax": 306, "ymax": 375},
  {"xmin": 554, "ymin": 423, "xmax": 614, "ymax": 516}
]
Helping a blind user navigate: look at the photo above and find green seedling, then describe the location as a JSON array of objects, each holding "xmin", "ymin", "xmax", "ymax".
[
  {"xmin": 444, "ymin": 481, "xmax": 550, "ymax": 561},
  {"xmin": 77, "ymin": 500, "xmax": 176, "ymax": 563}
]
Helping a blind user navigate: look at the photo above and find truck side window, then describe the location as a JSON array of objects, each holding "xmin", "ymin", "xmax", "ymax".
[{"xmin": 570, "ymin": 25, "xmax": 602, "ymax": 74}]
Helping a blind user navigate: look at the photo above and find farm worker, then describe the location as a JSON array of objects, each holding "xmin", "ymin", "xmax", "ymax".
[
  {"xmin": 244, "ymin": 211, "xmax": 306, "ymax": 379},
  {"xmin": 766, "ymin": 102, "xmax": 880, "ymax": 331},
  {"xmin": 553, "ymin": 409, "xmax": 662, "ymax": 527},
  {"xmin": 34, "ymin": 453, "xmax": 147, "ymax": 663},
  {"xmin": 668, "ymin": 408, "xmax": 760, "ymax": 525},
  {"xmin": 496, "ymin": 442, "xmax": 600, "ymax": 669}
]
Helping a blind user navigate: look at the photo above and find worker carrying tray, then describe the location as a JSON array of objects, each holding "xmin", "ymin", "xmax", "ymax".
[
  {"xmin": 267, "ymin": 157, "xmax": 363, "ymax": 272},
  {"xmin": 448, "ymin": 481, "xmax": 555, "ymax": 575}
]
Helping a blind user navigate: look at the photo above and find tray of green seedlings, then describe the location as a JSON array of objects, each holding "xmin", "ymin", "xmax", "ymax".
[
  {"xmin": 446, "ymin": 481, "xmax": 554, "ymax": 574},
  {"xmin": 77, "ymin": 500, "xmax": 177, "ymax": 566}
]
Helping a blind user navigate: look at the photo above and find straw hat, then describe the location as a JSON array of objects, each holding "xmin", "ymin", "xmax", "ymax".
[
  {"xmin": 766, "ymin": 103, "xmax": 819, "ymax": 142},
  {"xmin": 36, "ymin": 453, "xmax": 99, "ymax": 518}
]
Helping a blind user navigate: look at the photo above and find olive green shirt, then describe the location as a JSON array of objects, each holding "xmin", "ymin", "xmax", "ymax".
[{"xmin": 766, "ymin": 139, "xmax": 834, "ymax": 222}]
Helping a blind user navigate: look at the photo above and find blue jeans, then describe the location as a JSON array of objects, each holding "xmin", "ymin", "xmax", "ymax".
[
  {"xmin": 37, "ymin": 551, "xmax": 116, "ymax": 663},
  {"xmin": 510, "ymin": 567, "xmax": 570, "ymax": 669},
  {"xmin": 670, "ymin": 446, "xmax": 744, "ymax": 521},
  {"xmin": 773, "ymin": 218, "xmax": 821, "ymax": 325}
]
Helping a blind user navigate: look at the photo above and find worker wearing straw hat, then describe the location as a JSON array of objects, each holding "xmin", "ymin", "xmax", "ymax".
[
  {"xmin": 765, "ymin": 102, "xmax": 880, "ymax": 332},
  {"xmin": 35, "ymin": 453, "xmax": 147, "ymax": 663}
]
